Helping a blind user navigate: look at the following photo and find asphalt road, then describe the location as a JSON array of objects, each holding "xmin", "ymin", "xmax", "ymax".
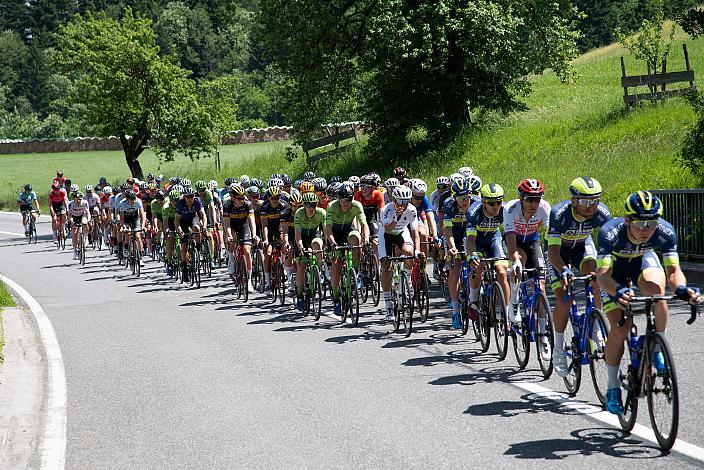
[{"xmin": 1, "ymin": 211, "xmax": 703, "ymax": 469}]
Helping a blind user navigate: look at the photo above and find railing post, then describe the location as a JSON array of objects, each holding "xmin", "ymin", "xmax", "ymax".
[{"xmin": 621, "ymin": 56, "xmax": 630, "ymax": 109}]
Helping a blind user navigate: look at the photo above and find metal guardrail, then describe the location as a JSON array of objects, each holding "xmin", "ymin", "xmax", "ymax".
[{"xmin": 651, "ymin": 189, "xmax": 704, "ymax": 260}]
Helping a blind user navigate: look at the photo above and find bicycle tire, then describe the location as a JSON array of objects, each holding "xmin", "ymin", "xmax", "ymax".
[
  {"xmin": 312, "ymin": 266, "xmax": 322, "ymax": 321},
  {"xmin": 60, "ymin": 229, "xmax": 66, "ymax": 250},
  {"xmin": 233, "ymin": 255, "xmax": 243, "ymax": 299},
  {"xmin": 349, "ymin": 268, "xmax": 360, "ymax": 327},
  {"xmin": 512, "ymin": 314, "xmax": 530, "ymax": 370},
  {"xmin": 535, "ymin": 293, "xmax": 554, "ymax": 379},
  {"xmin": 477, "ymin": 283, "xmax": 493, "ymax": 353},
  {"xmin": 360, "ymin": 254, "xmax": 370, "ymax": 304},
  {"xmin": 587, "ymin": 309, "xmax": 609, "ymax": 406},
  {"xmin": 400, "ymin": 271, "xmax": 413, "ymax": 337},
  {"xmin": 393, "ymin": 287, "xmax": 401, "ymax": 333},
  {"xmin": 277, "ymin": 260, "xmax": 286, "ymax": 306},
  {"xmin": 254, "ymin": 250, "xmax": 265, "ymax": 293},
  {"xmin": 416, "ymin": 266, "xmax": 429, "ymax": 323},
  {"xmin": 134, "ymin": 241, "xmax": 141, "ymax": 278},
  {"xmin": 79, "ymin": 235, "xmax": 86, "ymax": 266},
  {"xmin": 240, "ymin": 256, "xmax": 249, "ymax": 303},
  {"xmin": 32, "ymin": 224, "xmax": 37, "ymax": 244},
  {"xmin": 471, "ymin": 283, "xmax": 483, "ymax": 342},
  {"xmin": 647, "ymin": 333, "xmax": 679, "ymax": 450},
  {"xmin": 493, "ymin": 286, "xmax": 509, "ymax": 360},
  {"xmin": 460, "ymin": 280, "xmax": 470, "ymax": 336},
  {"xmin": 562, "ymin": 317, "xmax": 581, "ymax": 396},
  {"xmin": 618, "ymin": 337, "xmax": 639, "ymax": 432},
  {"xmin": 340, "ymin": 268, "xmax": 349, "ymax": 324}
]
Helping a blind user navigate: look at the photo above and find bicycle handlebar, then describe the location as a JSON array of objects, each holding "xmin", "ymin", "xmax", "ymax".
[{"xmin": 617, "ymin": 295, "xmax": 700, "ymax": 327}]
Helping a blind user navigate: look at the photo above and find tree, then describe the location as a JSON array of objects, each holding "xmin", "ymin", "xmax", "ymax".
[
  {"xmin": 54, "ymin": 8, "xmax": 217, "ymax": 178},
  {"xmin": 618, "ymin": 0, "xmax": 675, "ymax": 74},
  {"xmin": 259, "ymin": 0, "xmax": 581, "ymax": 158}
]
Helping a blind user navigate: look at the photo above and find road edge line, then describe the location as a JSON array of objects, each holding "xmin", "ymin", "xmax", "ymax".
[{"xmin": 0, "ymin": 274, "xmax": 67, "ymax": 470}]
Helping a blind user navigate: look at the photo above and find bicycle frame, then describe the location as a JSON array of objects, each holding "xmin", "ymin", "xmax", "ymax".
[
  {"xmin": 512, "ymin": 268, "xmax": 545, "ymax": 340},
  {"xmin": 566, "ymin": 275, "xmax": 598, "ymax": 366}
]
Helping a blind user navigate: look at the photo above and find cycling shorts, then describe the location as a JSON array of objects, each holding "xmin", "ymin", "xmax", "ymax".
[
  {"xmin": 517, "ymin": 238, "xmax": 545, "ymax": 270},
  {"xmin": 232, "ymin": 223, "xmax": 252, "ymax": 245},
  {"xmin": 20, "ymin": 204, "xmax": 32, "ymax": 214},
  {"xmin": 601, "ymin": 251, "xmax": 663, "ymax": 312},
  {"xmin": 52, "ymin": 203, "xmax": 66, "ymax": 215},
  {"xmin": 295, "ymin": 235, "xmax": 323, "ymax": 258},
  {"xmin": 125, "ymin": 215, "xmax": 142, "ymax": 231},
  {"xmin": 72, "ymin": 215, "xmax": 88, "ymax": 225},
  {"xmin": 379, "ymin": 230, "xmax": 412, "ymax": 260},
  {"xmin": 332, "ymin": 227, "xmax": 361, "ymax": 246},
  {"xmin": 475, "ymin": 235, "xmax": 507, "ymax": 262},
  {"xmin": 547, "ymin": 241, "xmax": 597, "ymax": 290}
]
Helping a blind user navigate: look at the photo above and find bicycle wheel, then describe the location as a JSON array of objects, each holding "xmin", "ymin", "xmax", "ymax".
[
  {"xmin": 79, "ymin": 239, "xmax": 86, "ymax": 266},
  {"xmin": 416, "ymin": 266, "xmax": 429, "ymax": 323},
  {"xmin": 647, "ymin": 333, "xmax": 679, "ymax": 450},
  {"xmin": 60, "ymin": 229, "xmax": 66, "ymax": 250},
  {"xmin": 562, "ymin": 317, "xmax": 581, "ymax": 397},
  {"xmin": 392, "ymin": 286, "xmax": 401, "ymax": 333},
  {"xmin": 277, "ymin": 260, "xmax": 286, "ymax": 306},
  {"xmin": 588, "ymin": 309, "xmax": 609, "ymax": 405},
  {"xmin": 400, "ymin": 271, "xmax": 413, "ymax": 337},
  {"xmin": 370, "ymin": 254, "xmax": 380, "ymax": 307},
  {"xmin": 31, "ymin": 223, "xmax": 37, "ymax": 244},
  {"xmin": 360, "ymin": 255, "xmax": 370, "ymax": 304},
  {"xmin": 190, "ymin": 245, "xmax": 201, "ymax": 288},
  {"xmin": 618, "ymin": 338, "xmax": 638, "ymax": 432},
  {"xmin": 134, "ymin": 241, "xmax": 141, "ymax": 278},
  {"xmin": 233, "ymin": 256, "xmax": 243, "ymax": 299},
  {"xmin": 477, "ymin": 283, "xmax": 493, "ymax": 353},
  {"xmin": 254, "ymin": 250, "xmax": 265, "ymax": 293},
  {"xmin": 512, "ymin": 309, "xmax": 530, "ymax": 369},
  {"xmin": 535, "ymin": 293, "xmax": 554, "ymax": 379},
  {"xmin": 96, "ymin": 225, "xmax": 103, "ymax": 251},
  {"xmin": 349, "ymin": 268, "xmax": 360, "ymax": 327},
  {"xmin": 492, "ymin": 285, "xmax": 509, "ymax": 360},
  {"xmin": 311, "ymin": 266, "xmax": 322, "ymax": 321}
]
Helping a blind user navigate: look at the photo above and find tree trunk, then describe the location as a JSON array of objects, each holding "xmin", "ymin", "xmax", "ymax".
[
  {"xmin": 441, "ymin": 33, "xmax": 469, "ymax": 129},
  {"xmin": 120, "ymin": 134, "xmax": 145, "ymax": 180}
]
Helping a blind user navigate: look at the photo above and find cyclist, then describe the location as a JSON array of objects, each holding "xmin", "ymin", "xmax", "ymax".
[
  {"xmin": 260, "ymin": 185, "xmax": 289, "ymax": 291},
  {"xmin": 354, "ymin": 174, "xmax": 384, "ymax": 250},
  {"xmin": 597, "ymin": 191, "xmax": 701, "ymax": 415},
  {"xmin": 443, "ymin": 178, "xmax": 473, "ymax": 329},
  {"xmin": 49, "ymin": 182, "xmax": 69, "ymax": 242},
  {"xmin": 18, "ymin": 184, "xmax": 40, "ymax": 236},
  {"xmin": 325, "ymin": 184, "xmax": 370, "ymax": 315},
  {"xmin": 314, "ymin": 179, "xmax": 329, "ymax": 210},
  {"xmin": 437, "ymin": 173, "xmax": 464, "ymax": 222},
  {"xmin": 394, "ymin": 167, "xmax": 409, "ymax": 186},
  {"xmin": 67, "ymin": 191, "xmax": 90, "ymax": 260},
  {"xmin": 223, "ymin": 184, "xmax": 257, "ymax": 291},
  {"xmin": 383, "ymin": 178, "xmax": 400, "ymax": 204},
  {"xmin": 175, "ymin": 187, "xmax": 207, "ymax": 282},
  {"xmin": 504, "ymin": 179, "xmax": 551, "ymax": 325},
  {"xmin": 53, "ymin": 170, "xmax": 65, "ymax": 188},
  {"xmin": 282, "ymin": 192, "xmax": 303, "ymax": 290},
  {"xmin": 162, "ymin": 190, "xmax": 180, "ymax": 276},
  {"xmin": 151, "ymin": 189, "xmax": 168, "ymax": 251},
  {"xmin": 549, "ymin": 177, "xmax": 612, "ymax": 377},
  {"xmin": 294, "ymin": 192, "xmax": 327, "ymax": 311},
  {"xmin": 119, "ymin": 189, "xmax": 146, "ymax": 267},
  {"xmin": 246, "ymin": 185, "xmax": 263, "ymax": 240},
  {"xmin": 195, "ymin": 180, "xmax": 217, "ymax": 269},
  {"xmin": 465, "ymin": 183, "xmax": 509, "ymax": 322},
  {"xmin": 430, "ymin": 176, "xmax": 451, "ymax": 279},
  {"xmin": 85, "ymin": 185, "xmax": 101, "ymax": 243},
  {"xmin": 379, "ymin": 185, "xmax": 422, "ymax": 320},
  {"xmin": 409, "ymin": 179, "xmax": 439, "ymax": 258}
]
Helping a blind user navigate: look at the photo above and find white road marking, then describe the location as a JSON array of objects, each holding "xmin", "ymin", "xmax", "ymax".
[
  {"xmin": 0, "ymin": 275, "xmax": 67, "ymax": 470},
  {"xmin": 0, "ymin": 230, "xmax": 25, "ymax": 237},
  {"xmin": 514, "ymin": 380, "xmax": 704, "ymax": 463}
]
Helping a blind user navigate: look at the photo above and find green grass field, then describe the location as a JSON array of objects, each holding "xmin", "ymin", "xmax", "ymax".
[{"xmin": 2, "ymin": 24, "xmax": 702, "ymax": 214}]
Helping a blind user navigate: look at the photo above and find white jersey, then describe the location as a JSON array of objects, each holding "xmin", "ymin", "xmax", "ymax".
[
  {"xmin": 429, "ymin": 189, "xmax": 443, "ymax": 212},
  {"xmin": 380, "ymin": 202, "xmax": 419, "ymax": 235},
  {"xmin": 503, "ymin": 198, "xmax": 551, "ymax": 243},
  {"xmin": 85, "ymin": 192, "xmax": 101, "ymax": 209},
  {"xmin": 68, "ymin": 200, "xmax": 91, "ymax": 218}
]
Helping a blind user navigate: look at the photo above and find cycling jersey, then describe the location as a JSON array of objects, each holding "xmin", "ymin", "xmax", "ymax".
[
  {"xmin": 436, "ymin": 191, "xmax": 453, "ymax": 220},
  {"xmin": 176, "ymin": 197, "xmax": 203, "ymax": 224},
  {"xmin": 99, "ymin": 193, "xmax": 110, "ymax": 206},
  {"xmin": 68, "ymin": 200, "xmax": 90, "ymax": 218},
  {"xmin": 354, "ymin": 190, "xmax": 384, "ymax": 222},
  {"xmin": 503, "ymin": 198, "xmax": 551, "ymax": 243},
  {"xmin": 317, "ymin": 196, "xmax": 329, "ymax": 210},
  {"xmin": 380, "ymin": 203, "xmax": 419, "ymax": 235},
  {"xmin": 223, "ymin": 199, "xmax": 253, "ymax": 228},
  {"xmin": 547, "ymin": 199, "xmax": 611, "ymax": 248},
  {"xmin": 325, "ymin": 199, "xmax": 366, "ymax": 233},
  {"xmin": 49, "ymin": 188, "xmax": 67, "ymax": 205},
  {"xmin": 442, "ymin": 197, "xmax": 469, "ymax": 239},
  {"xmin": 295, "ymin": 207, "xmax": 326, "ymax": 239},
  {"xmin": 429, "ymin": 189, "xmax": 447, "ymax": 212},
  {"xmin": 85, "ymin": 193, "xmax": 101, "ymax": 210},
  {"xmin": 466, "ymin": 201, "xmax": 504, "ymax": 243},
  {"xmin": 119, "ymin": 198, "xmax": 144, "ymax": 218},
  {"xmin": 597, "ymin": 217, "xmax": 679, "ymax": 269},
  {"xmin": 260, "ymin": 200, "xmax": 288, "ymax": 234},
  {"xmin": 151, "ymin": 198, "xmax": 168, "ymax": 218},
  {"xmin": 411, "ymin": 195, "xmax": 432, "ymax": 222},
  {"xmin": 18, "ymin": 191, "xmax": 37, "ymax": 207}
]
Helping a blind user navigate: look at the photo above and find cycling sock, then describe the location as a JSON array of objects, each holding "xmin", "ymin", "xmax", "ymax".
[
  {"xmin": 538, "ymin": 317, "xmax": 546, "ymax": 333},
  {"xmin": 607, "ymin": 364, "xmax": 620, "ymax": 390},
  {"xmin": 297, "ymin": 284, "xmax": 304, "ymax": 296},
  {"xmin": 510, "ymin": 281, "xmax": 519, "ymax": 304},
  {"xmin": 469, "ymin": 286, "xmax": 479, "ymax": 303},
  {"xmin": 265, "ymin": 272, "xmax": 270, "ymax": 285},
  {"xmin": 553, "ymin": 331, "xmax": 564, "ymax": 352},
  {"xmin": 333, "ymin": 287, "xmax": 339, "ymax": 300},
  {"xmin": 451, "ymin": 300, "xmax": 460, "ymax": 315},
  {"xmin": 383, "ymin": 291, "xmax": 393, "ymax": 310}
]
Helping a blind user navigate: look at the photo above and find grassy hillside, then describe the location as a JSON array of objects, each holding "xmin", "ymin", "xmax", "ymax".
[{"xmin": 2, "ymin": 26, "xmax": 702, "ymax": 214}]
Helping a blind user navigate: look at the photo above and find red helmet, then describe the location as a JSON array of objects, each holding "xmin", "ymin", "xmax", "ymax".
[
  {"xmin": 393, "ymin": 167, "xmax": 407, "ymax": 179},
  {"xmin": 517, "ymin": 178, "xmax": 544, "ymax": 197}
]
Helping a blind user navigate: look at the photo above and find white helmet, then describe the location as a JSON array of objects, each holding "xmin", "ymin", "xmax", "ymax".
[
  {"xmin": 436, "ymin": 176, "xmax": 450, "ymax": 186},
  {"xmin": 393, "ymin": 185, "xmax": 412, "ymax": 201},
  {"xmin": 384, "ymin": 177, "xmax": 400, "ymax": 189},
  {"xmin": 289, "ymin": 188, "xmax": 300, "ymax": 198},
  {"xmin": 70, "ymin": 184, "xmax": 79, "ymax": 192},
  {"xmin": 208, "ymin": 180, "xmax": 218, "ymax": 190},
  {"xmin": 348, "ymin": 175, "xmax": 360, "ymax": 185},
  {"xmin": 240, "ymin": 175, "xmax": 250, "ymax": 185},
  {"xmin": 103, "ymin": 186, "xmax": 112, "ymax": 195},
  {"xmin": 409, "ymin": 179, "xmax": 427, "ymax": 194},
  {"xmin": 458, "ymin": 166, "xmax": 474, "ymax": 177},
  {"xmin": 268, "ymin": 178, "xmax": 284, "ymax": 188},
  {"xmin": 84, "ymin": 184, "xmax": 94, "ymax": 192}
]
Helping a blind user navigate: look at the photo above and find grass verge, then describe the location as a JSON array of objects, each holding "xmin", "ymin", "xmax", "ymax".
[{"xmin": 0, "ymin": 278, "xmax": 16, "ymax": 364}]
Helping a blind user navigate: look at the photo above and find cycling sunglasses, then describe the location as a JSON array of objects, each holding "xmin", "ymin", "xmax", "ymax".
[
  {"xmin": 305, "ymin": 202, "xmax": 318, "ymax": 208},
  {"xmin": 575, "ymin": 198, "xmax": 599, "ymax": 207},
  {"xmin": 396, "ymin": 198, "xmax": 411, "ymax": 206},
  {"xmin": 360, "ymin": 184, "xmax": 373, "ymax": 189},
  {"xmin": 455, "ymin": 195, "xmax": 470, "ymax": 204},
  {"xmin": 483, "ymin": 201, "xmax": 502, "ymax": 207},
  {"xmin": 412, "ymin": 194, "xmax": 425, "ymax": 200},
  {"xmin": 185, "ymin": 194, "xmax": 195, "ymax": 199},
  {"xmin": 631, "ymin": 219, "xmax": 658, "ymax": 230},
  {"xmin": 340, "ymin": 197, "xmax": 353, "ymax": 203},
  {"xmin": 523, "ymin": 196, "xmax": 542, "ymax": 203},
  {"xmin": 234, "ymin": 196, "xmax": 245, "ymax": 201}
]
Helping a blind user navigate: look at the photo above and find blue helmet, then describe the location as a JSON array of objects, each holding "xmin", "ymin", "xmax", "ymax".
[
  {"xmin": 450, "ymin": 179, "xmax": 471, "ymax": 198},
  {"xmin": 624, "ymin": 191, "xmax": 662, "ymax": 220}
]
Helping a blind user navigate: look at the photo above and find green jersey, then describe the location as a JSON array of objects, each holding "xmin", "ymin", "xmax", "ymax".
[
  {"xmin": 294, "ymin": 207, "xmax": 326, "ymax": 238},
  {"xmin": 325, "ymin": 199, "xmax": 366, "ymax": 233},
  {"xmin": 151, "ymin": 197, "xmax": 169, "ymax": 217},
  {"xmin": 162, "ymin": 202, "xmax": 177, "ymax": 221}
]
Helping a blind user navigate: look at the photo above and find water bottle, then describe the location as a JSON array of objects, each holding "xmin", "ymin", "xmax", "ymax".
[{"xmin": 629, "ymin": 327, "xmax": 640, "ymax": 368}]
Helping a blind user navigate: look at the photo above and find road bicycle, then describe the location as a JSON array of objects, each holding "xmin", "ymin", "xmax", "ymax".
[
  {"xmin": 211, "ymin": 223, "xmax": 224, "ymax": 268},
  {"xmin": 470, "ymin": 257, "xmax": 509, "ymax": 354},
  {"xmin": 269, "ymin": 241, "xmax": 286, "ymax": 305},
  {"xmin": 359, "ymin": 241, "xmax": 380, "ymax": 307},
  {"xmin": 334, "ymin": 244, "xmax": 361, "ymax": 326},
  {"xmin": 25, "ymin": 210, "xmax": 38, "ymax": 244},
  {"xmin": 510, "ymin": 267, "xmax": 554, "ymax": 378},
  {"xmin": 185, "ymin": 228, "xmax": 202, "ymax": 288},
  {"xmin": 124, "ymin": 228, "xmax": 142, "ymax": 277},
  {"xmin": 231, "ymin": 239, "xmax": 250, "ymax": 302},
  {"xmin": 561, "ymin": 273, "xmax": 609, "ymax": 403},
  {"xmin": 54, "ymin": 214, "xmax": 66, "ymax": 250},
  {"xmin": 302, "ymin": 248, "xmax": 324, "ymax": 320},
  {"xmin": 199, "ymin": 231, "xmax": 213, "ymax": 278},
  {"xmin": 251, "ymin": 241, "xmax": 265, "ymax": 293},
  {"xmin": 412, "ymin": 242, "xmax": 432, "ymax": 323},
  {"xmin": 165, "ymin": 230, "xmax": 182, "ymax": 283},
  {"xmin": 616, "ymin": 294, "xmax": 699, "ymax": 451},
  {"xmin": 75, "ymin": 226, "xmax": 86, "ymax": 266},
  {"xmin": 384, "ymin": 251, "xmax": 415, "ymax": 337}
]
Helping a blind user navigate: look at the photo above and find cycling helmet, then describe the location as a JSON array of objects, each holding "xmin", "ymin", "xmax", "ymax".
[
  {"xmin": 467, "ymin": 175, "xmax": 482, "ymax": 194},
  {"xmin": 169, "ymin": 190, "xmax": 181, "ymax": 200},
  {"xmin": 155, "ymin": 190, "xmax": 165, "ymax": 200},
  {"xmin": 56, "ymin": 170, "xmax": 64, "ymax": 177},
  {"xmin": 300, "ymin": 181, "xmax": 315, "ymax": 194},
  {"xmin": 51, "ymin": 182, "xmax": 60, "ymax": 190},
  {"xmin": 624, "ymin": 191, "xmax": 662, "ymax": 220},
  {"xmin": 330, "ymin": 175, "xmax": 342, "ymax": 183},
  {"xmin": 147, "ymin": 182, "xmax": 158, "ymax": 191},
  {"xmin": 74, "ymin": 191, "xmax": 84, "ymax": 199},
  {"xmin": 224, "ymin": 177, "xmax": 235, "ymax": 187},
  {"xmin": 314, "ymin": 179, "xmax": 328, "ymax": 192},
  {"xmin": 327, "ymin": 182, "xmax": 342, "ymax": 198},
  {"xmin": 480, "ymin": 183, "xmax": 504, "ymax": 201},
  {"xmin": 111, "ymin": 187, "xmax": 119, "ymax": 195},
  {"xmin": 126, "ymin": 177, "xmax": 134, "ymax": 185},
  {"xmin": 147, "ymin": 173, "xmax": 155, "ymax": 180},
  {"xmin": 194, "ymin": 180, "xmax": 206, "ymax": 190},
  {"xmin": 64, "ymin": 178, "xmax": 72, "ymax": 186},
  {"xmin": 369, "ymin": 172, "xmax": 381, "ymax": 186},
  {"xmin": 458, "ymin": 166, "xmax": 474, "ymax": 177},
  {"xmin": 181, "ymin": 178, "xmax": 191, "ymax": 187},
  {"xmin": 121, "ymin": 182, "xmax": 131, "ymax": 191},
  {"xmin": 282, "ymin": 174, "xmax": 292, "ymax": 185},
  {"xmin": 569, "ymin": 176, "xmax": 602, "ymax": 198},
  {"xmin": 436, "ymin": 176, "xmax": 450, "ymax": 187},
  {"xmin": 393, "ymin": 167, "xmax": 407, "ymax": 179},
  {"xmin": 267, "ymin": 186, "xmax": 281, "ymax": 198},
  {"xmin": 302, "ymin": 192, "xmax": 319, "ymax": 204},
  {"xmin": 99, "ymin": 177, "xmax": 107, "ymax": 184},
  {"xmin": 451, "ymin": 179, "xmax": 471, "ymax": 198},
  {"xmin": 290, "ymin": 188, "xmax": 300, "ymax": 198},
  {"xmin": 124, "ymin": 189, "xmax": 136, "ymax": 199},
  {"xmin": 84, "ymin": 184, "xmax": 94, "ymax": 192},
  {"xmin": 271, "ymin": 173, "xmax": 282, "ymax": 180},
  {"xmin": 182, "ymin": 187, "xmax": 196, "ymax": 196},
  {"xmin": 347, "ymin": 175, "xmax": 360, "ymax": 187},
  {"xmin": 384, "ymin": 177, "xmax": 400, "ymax": 190},
  {"xmin": 156, "ymin": 174, "xmax": 163, "ymax": 183},
  {"xmin": 169, "ymin": 176, "xmax": 178, "ymax": 184},
  {"xmin": 24, "ymin": 184, "xmax": 32, "ymax": 191},
  {"xmin": 517, "ymin": 178, "xmax": 544, "ymax": 197},
  {"xmin": 230, "ymin": 184, "xmax": 246, "ymax": 196},
  {"xmin": 393, "ymin": 185, "xmax": 412, "ymax": 202},
  {"xmin": 410, "ymin": 179, "xmax": 427, "ymax": 195},
  {"xmin": 68, "ymin": 184, "xmax": 78, "ymax": 192},
  {"xmin": 360, "ymin": 174, "xmax": 375, "ymax": 186},
  {"xmin": 208, "ymin": 180, "xmax": 218, "ymax": 190},
  {"xmin": 269, "ymin": 178, "xmax": 284, "ymax": 188},
  {"xmin": 294, "ymin": 179, "xmax": 303, "ymax": 189},
  {"xmin": 240, "ymin": 175, "xmax": 250, "ymax": 186},
  {"xmin": 252, "ymin": 178, "xmax": 265, "ymax": 189},
  {"xmin": 289, "ymin": 192, "xmax": 303, "ymax": 204},
  {"xmin": 103, "ymin": 186, "xmax": 112, "ymax": 195},
  {"xmin": 303, "ymin": 171, "xmax": 316, "ymax": 181},
  {"xmin": 337, "ymin": 184, "xmax": 354, "ymax": 199},
  {"xmin": 139, "ymin": 182, "xmax": 148, "ymax": 190},
  {"xmin": 246, "ymin": 185, "xmax": 260, "ymax": 196},
  {"xmin": 172, "ymin": 184, "xmax": 184, "ymax": 193},
  {"xmin": 449, "ymin": 173, "xmax": 465, "ymax": 187}
]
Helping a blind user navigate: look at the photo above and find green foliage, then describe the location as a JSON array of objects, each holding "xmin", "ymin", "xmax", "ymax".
[
  {"xmin": 679, "ymin": 90, "xmax": 704, "ymax": 176},
  {"xmin": 618, "ymin": 0, "xmax": 676, "ymax": 72},
  {"xmin": 681, "ymin": 7, "xmax": 704, "ymax": 38}
]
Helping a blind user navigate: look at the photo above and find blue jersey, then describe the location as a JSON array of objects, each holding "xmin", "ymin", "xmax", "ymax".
[
  {"xmin": 176, "ymin": 197, "xmax": 203, "ymax": 223},
  {"xmin": 465, "ymin": 201, "xmax": 504, "ymax": 244},
  {"xmin": 596, "ymin": 217, "xmax": 679, "ymax": 269},
  {"xmin": 412, "ymin": 195, "xmax": 432, "ymax": 221},
  {"xmin": 18, "ymin": 191, "xmax": 37, "ymax": 206},
  {"xmin": 442, "ymin": 197, "xmax": 470, "ymax": 239},
  {"xmin": 547, "ymin": 200, "xmax": 611, "ymax": 249}
]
